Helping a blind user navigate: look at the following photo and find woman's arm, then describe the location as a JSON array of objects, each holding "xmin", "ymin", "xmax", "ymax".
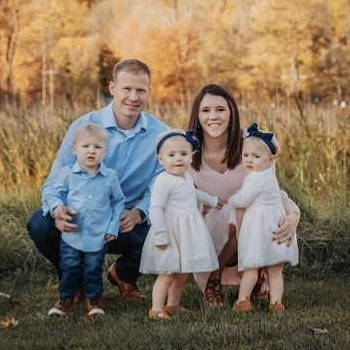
[{"xmin": 274, "ymin": 190, "xmax": 300, "ymax": 246}]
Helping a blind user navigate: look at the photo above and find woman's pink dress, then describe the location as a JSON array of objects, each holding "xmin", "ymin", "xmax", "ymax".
[{"xmin": 189, "ymin": 161, "xmax": 247, "ymax": 292}]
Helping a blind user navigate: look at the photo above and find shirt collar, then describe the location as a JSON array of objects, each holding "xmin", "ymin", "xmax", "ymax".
[
  {"xmin": 100, "ymin": 101, "xmax": 148, "ymax": 135},
  {"xmin": 71, "ymin": 161, "xmax": 108, "ymax": 176}
]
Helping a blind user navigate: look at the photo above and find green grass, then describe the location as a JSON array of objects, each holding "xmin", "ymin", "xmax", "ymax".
[{"xmin": 0, "ymin": 270, "xmax": 349, "ymax": 350}]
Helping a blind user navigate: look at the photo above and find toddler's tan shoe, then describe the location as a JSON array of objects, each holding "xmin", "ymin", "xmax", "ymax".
[
  {"xmin": 148, "ymin": 309, "xmax": 171, "ymax": 321},
  {"xmin": 232, "ymin": 299, "xmax": 254, "ymax": 312},
  {"xmin": 269, "ymin": 301, "xmax": 285, "ymax": 313},
  {"xmin": 163, "ymin": 305, "xmax": 190, "ymax": 316}
]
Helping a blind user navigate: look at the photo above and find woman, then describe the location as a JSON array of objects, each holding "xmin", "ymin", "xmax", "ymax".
[{"xmin": 187, "ymin": 84, "xmax": 300, "ymax": 306}]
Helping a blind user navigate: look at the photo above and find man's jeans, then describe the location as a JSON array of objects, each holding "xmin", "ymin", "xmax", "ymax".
[
  {"xmin": 60, "ymin": 240, "xmax": 105, "ymax": 300},
  {"xmin": 27, "ymin": 209, "xmax": 150, "ymax": 284}
]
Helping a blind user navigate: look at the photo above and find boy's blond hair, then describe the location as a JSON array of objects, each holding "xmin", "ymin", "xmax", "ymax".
[{"xmin": 73, "ymin": 123, "xmax": 107, "ymax": 146}]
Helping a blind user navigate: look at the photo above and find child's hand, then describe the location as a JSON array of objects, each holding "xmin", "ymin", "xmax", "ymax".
[
  {"xmin": 105, "ymin": 234, "xmax": 116, "ymax": 242},
  {"xmin": 216, "ymin": 198, "xmax": 227, "ymax": 209},
  {"xmin": 156, "ymin": 244, "xmax": 169, "ymax": 250}
]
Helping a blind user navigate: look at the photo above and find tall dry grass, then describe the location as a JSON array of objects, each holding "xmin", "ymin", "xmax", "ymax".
[{"xmin": 1, "ymin": 100, "xmax": 349, "ymax": 205}]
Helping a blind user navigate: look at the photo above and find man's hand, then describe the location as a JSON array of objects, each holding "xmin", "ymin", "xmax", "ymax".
[
  {"xmin": 273, "ymin": 212, "xmax": 300, "ymax": 247},
  {"xmin": 53, "ymin": 205, "xmax": 78, "ymax": 232},
  {"xmin": 120, "ymin": 209, "xmax": 142, "ymax": 233}
]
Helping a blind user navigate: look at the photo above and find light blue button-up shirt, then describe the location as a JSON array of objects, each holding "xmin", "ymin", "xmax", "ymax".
[
  {"xmin": 42, "ymin": 102, "xmax": 169, "ymax": 218},
  {"xmin": 45, "ymin": 162, "xmax": 126, "ymax": 252}
]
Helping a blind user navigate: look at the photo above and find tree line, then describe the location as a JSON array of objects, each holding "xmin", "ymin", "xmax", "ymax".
[{"xmin": 1, "ymin": 0, "xmax": 349, "ymax": 108}]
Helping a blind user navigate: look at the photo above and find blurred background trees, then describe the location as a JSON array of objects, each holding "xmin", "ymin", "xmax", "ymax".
[{"xmin": 1, "ymin": 0, "xmax": 350, "ymax": 108}]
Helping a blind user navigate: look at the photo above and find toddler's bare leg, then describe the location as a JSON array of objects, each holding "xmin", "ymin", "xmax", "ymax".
[
  {"xmin": 238, "ymin": 268, "xmax": 258, "ymax": 301},
  {"xmin": 152, "ymin": 274, "xmax": 174, "ymax": 311},
  {"xmin": 166, "ymin": 273, "xmax": 189, "ymax": 307},
  {"xmin": 266, "ymin": 264, "xmax": 284, "ymax": 303}
]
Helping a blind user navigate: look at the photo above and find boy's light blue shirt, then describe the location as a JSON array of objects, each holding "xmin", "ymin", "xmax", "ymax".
[
  {"xmin": 42, "ymin": 102, "xmax": 169, "ymax": 218},
  {"xmin": 45, "ymin": 162, "xmax": 126, "ymax": 252}
]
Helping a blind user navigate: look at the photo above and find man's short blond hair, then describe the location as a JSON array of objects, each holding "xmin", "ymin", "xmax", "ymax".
[{"xmin": 112, "ymin": 59, "xmax": 151, "ymax": 82}]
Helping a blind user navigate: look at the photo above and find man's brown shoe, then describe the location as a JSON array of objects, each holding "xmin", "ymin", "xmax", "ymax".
[{"xmin": 107, "ymin": 263, "xmax": 146, "ymax": 300}]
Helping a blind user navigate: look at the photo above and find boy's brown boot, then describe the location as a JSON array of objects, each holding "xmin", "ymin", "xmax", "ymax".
[
  {"xmin": 86, "ymin": 297, "xmax": 105, "ymax": 319},
  {"xmin": 48, "ymin": 298, "xmax": 74, "ymax": 316}
]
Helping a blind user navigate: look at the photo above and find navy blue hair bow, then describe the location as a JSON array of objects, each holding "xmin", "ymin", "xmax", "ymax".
[
  {"xmin": 156, "ymin": 130, "xmax": 201, "ymax": 154},
  {"xmin": 246, "ymin": 123, "xmax": 276, "ymax": 155},
  {"xmin": 184, "ymin": 130, "xmax": 201, "ymax": 151}
]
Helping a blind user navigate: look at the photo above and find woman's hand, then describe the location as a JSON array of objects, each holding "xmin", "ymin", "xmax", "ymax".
[{"xmin": 273, "ymin": 212, "xmax": 300, "ymax": 246}]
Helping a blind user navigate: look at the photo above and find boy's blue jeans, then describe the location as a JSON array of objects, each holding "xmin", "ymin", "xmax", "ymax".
[
  {"xmin": 60, "ymin": 240, "xmax": 105, "ymax": 300},
  {"xmin": 27, "ymin": 209, "xmax": 150, "ymax": 284}
]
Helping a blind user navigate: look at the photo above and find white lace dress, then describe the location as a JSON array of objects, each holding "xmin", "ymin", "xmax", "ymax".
[
  {"xmin": 140, "ymin": 171, "xmax": 219, "ymax": 274},
  {"xmin": 228, "ymin": 166, "xmax": 299, "ymax": 271}
]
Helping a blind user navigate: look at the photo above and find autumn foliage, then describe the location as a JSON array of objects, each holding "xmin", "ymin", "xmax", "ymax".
[{"xmin": 1, "ymin": 0, "xmax": 350, "ymax": 107}]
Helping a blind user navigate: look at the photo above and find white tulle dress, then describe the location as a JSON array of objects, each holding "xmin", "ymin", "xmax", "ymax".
[
  {"xmin": 140, "ymin": 171, "xmax": 219, "ymax": 274},
  {"xmin": 228, "ymin": 166, "xmax": 299, "ymax": 271}
]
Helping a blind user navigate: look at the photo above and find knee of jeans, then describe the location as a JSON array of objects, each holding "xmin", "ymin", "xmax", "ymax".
[
  {"xmin": 85, "ymin": 253, "xmax": 104, "ymax": 272},
  {"xmin": 61, "ymin": 250, "xmax": 81, "ymax": 270}
]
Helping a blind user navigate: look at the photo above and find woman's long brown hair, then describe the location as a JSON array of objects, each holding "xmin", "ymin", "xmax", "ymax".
[{"xmin": 187, "ymin": 84, "xmax": 243, "ymax": 171}]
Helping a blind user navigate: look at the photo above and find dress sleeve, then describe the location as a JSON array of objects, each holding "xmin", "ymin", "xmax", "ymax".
[
  {"xmin": 149, "ymin": 174, "xmax": 172, "ymax": 246},
  {"xmin": 195, "ymin": 189, "xmax": 218, "ymax": 207},
  {"xmin": 227, "ymin": 173, "xmax": 264, "ymax": 208}
]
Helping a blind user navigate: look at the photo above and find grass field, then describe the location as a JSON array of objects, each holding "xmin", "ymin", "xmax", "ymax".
[
  {"xmin": 0, "ymin": 268, "xmax": 349, "ymax": 350},
  {"xmin": 0, "ymin": 192, "xmax": 349, "ymax": 350}
]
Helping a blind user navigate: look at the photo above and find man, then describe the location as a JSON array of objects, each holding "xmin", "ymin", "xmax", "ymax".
[{"xmin": 27, "ymin": 59, "xmax": 169, "ymax": 299}]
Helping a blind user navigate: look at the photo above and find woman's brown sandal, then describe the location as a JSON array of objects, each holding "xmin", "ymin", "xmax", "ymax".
[{"xmin": 204, "ymin": 278, "xmax": 224, "ymax": 307}]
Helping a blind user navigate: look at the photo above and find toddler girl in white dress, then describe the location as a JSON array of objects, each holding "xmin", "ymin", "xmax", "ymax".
[
  {"xmin": 227, "ymin": 123, "xmax": 298, "ymax": 313},
  {"xmin": 140, "ymin": 130, "xmax": 224, "ymax": 320}
]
